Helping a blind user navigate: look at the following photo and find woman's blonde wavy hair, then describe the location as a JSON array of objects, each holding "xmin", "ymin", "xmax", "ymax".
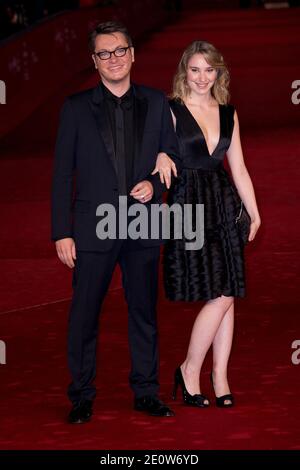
[{"xmin": 171, "ymin": 40, "xmax": 230, "ymax": 105}]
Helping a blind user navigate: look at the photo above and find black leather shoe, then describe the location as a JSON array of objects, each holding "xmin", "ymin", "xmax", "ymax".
[
  {"xmin": 68, "ymin": 399, "xmax": 93, "ymax": 424},
  {"xmin": 134, "ymin": 395, "xmax": 175, "ymax": 417}
]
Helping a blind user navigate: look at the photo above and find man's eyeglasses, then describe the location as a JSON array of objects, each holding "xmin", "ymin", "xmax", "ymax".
[{"xmin": 94, "ymin": 46, "xmax": 132, "ymax": 61}]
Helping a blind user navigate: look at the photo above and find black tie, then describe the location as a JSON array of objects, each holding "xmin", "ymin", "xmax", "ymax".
[{"xmin": 115, "ymin": 99, "xmax": 127, "ymax": 195}]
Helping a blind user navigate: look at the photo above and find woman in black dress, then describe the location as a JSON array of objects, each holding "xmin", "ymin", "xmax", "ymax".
[{"xmin": 154, "ymin": 41, "xmax": 261, "ymax": 407}]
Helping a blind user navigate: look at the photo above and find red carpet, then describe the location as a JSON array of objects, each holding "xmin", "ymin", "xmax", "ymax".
[{"xmin": 0, "ymin": 8, "xmax": 300, "ymax": 449}]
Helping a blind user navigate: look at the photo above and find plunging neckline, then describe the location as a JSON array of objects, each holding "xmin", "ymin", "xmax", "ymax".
[{"xmin": 183, "ymin": 103, "xmax": 222, "ymax": 158}]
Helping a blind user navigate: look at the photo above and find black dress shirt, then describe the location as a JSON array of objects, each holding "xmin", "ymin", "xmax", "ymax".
[{"xmin": 101, "ymin": 82, "xmax": 135, "ymax": 195}]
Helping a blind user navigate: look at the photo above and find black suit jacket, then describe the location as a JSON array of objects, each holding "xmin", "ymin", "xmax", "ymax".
[{"xmin": 51, "ymin": 83, "xmax": 180, "ymax": 251}]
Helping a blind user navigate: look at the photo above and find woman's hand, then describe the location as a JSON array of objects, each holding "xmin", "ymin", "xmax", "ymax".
[
  {"xmin": 248, "ymin": 217, "xmax": 261, "ymax": 242},
  {"xmin": 151, "ymin": 152, "xmax": 177, "ymax": 189}
]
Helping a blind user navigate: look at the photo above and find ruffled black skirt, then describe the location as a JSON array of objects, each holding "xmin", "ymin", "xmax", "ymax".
[{"xmin": 163, "ymin": 166, "xmax": 246, "ymax": 301}]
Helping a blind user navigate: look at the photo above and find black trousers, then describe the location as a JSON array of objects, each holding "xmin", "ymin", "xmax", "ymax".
[{"xmin": 67, "ymin": 240, "xmax": 161, "ymax": 404}]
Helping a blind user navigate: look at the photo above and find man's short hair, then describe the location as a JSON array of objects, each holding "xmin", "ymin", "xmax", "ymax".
[{"xmin": 88, "ymin": 21, "xmax": 133, "ymax": 52}]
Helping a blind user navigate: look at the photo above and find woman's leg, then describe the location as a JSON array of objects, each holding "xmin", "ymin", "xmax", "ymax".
[
  {"xmin": 212, "ymin": 302, "xmax": 234, "ymax": 404},
  {"xmin": 180, "ymin": 296, "xmax": 234, "ymax": 396}
]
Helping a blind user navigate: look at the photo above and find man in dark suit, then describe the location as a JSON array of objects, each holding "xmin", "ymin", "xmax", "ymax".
[{"xmin": 51, "ymin": 21, "xmax": 179, "ymax": 423}]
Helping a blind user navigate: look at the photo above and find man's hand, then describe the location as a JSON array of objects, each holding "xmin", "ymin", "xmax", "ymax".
[
  {"xmin": 151, "ymin": 152, "xmax": 178, "ymax": 189},
  {"xmin": 55, "ymin": 237, "xmax": 76, "ymax": 268},
  {"xmin": 130, "ymin": 181, "xmax": 154, "ymax": 203}
]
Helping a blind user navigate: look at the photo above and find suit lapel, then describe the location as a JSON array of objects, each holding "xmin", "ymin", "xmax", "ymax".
[{"xmin": 89, "ymin": 85, "xmax": 117, "ymax": 175}]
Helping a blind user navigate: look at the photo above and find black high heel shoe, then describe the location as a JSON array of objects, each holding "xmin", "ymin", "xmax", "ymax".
[
  {"xmin": 210, "ymin": 372, "xmax": 234, "ymax": 408},
  {"xmin": 172, "ymin": 367, "xmax": 210, "ymax": 407}
]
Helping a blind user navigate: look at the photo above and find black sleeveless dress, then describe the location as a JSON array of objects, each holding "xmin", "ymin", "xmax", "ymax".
[{"xmin": 163, "ymin": 99, "xmax": 246, "ymax": 301}]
